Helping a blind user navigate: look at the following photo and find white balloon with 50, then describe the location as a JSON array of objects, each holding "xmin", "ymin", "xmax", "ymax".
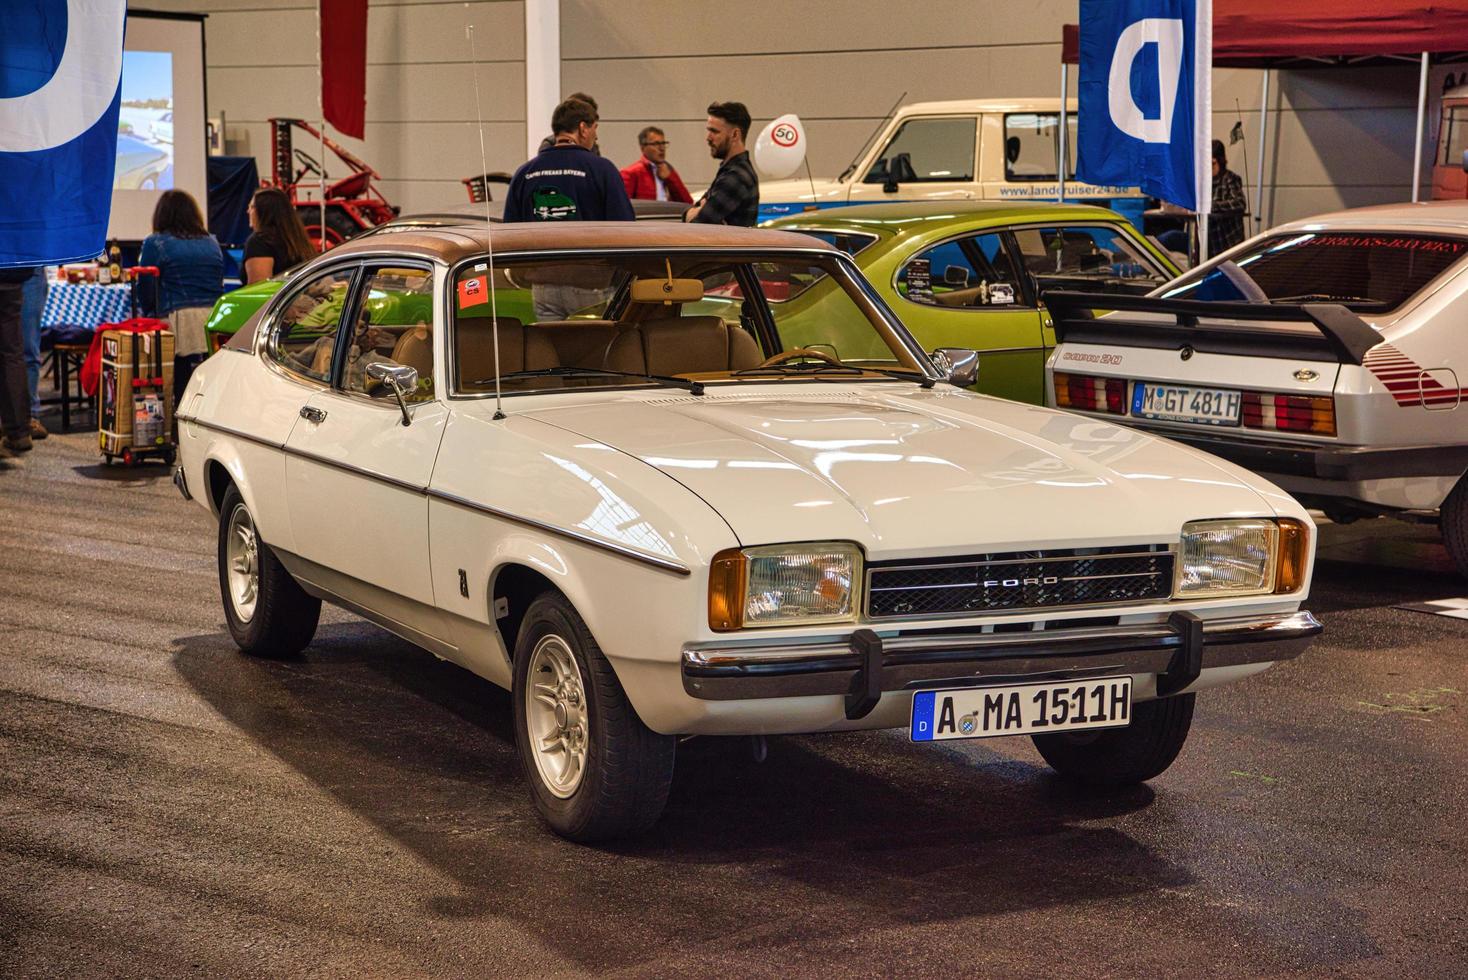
[{"xmin": 752, "ymin": 114, "xmax": 807, "ymax": 180}]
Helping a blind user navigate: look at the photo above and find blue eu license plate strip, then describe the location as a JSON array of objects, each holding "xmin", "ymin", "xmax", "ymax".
[{"xmin": 910, "ymin": 677, "xmax": 1132, "ymax": 742}]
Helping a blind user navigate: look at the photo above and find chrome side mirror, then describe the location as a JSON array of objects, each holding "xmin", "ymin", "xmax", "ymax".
[
  {"xmin": 366, "ymin": 361, "xmax": 418, "ymax": 426},
  {"xmin": 929, "ymin": 348, "xmax": 979, "ymax": 388}
]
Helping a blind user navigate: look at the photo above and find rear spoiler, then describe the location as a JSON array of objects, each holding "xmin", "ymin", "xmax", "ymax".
[{"xmin": 1043, "ymin": 291, "xmax": 1384, "ymax": 366}]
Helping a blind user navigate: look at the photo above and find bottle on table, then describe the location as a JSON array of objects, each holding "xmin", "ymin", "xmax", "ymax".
[{"xmin": 108, "ymin": 243, "xmax": 123, "ymax": 284}]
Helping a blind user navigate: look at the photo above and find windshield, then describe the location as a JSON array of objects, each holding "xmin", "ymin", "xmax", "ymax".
[
  {"xmin": 1160, "ymin": 232, "xmax": 1468, "ymax": 311},
  {"xmin": 451, "ymin": 251, "xmax": 926, "ymax": 395}
]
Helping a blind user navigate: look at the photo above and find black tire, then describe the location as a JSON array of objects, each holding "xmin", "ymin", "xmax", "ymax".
[
  {"xmin": 217, "ymin": 485, "xmax": 320, "ymax": 657},
  {"xmin": 1032, "ymin": 693, "xmax": 1195, "ymax": 789},
  {"xmin": 1441, "ymin": 477, "xmax": 1468, "ymax": 577},
  {"xmin": 512, "ymin": 591, "xmax": 675, "ymax": 842}
]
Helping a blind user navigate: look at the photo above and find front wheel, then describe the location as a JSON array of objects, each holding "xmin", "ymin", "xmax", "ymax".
[
  {"xmin": 512, "ymin": 592, "xmax": 675, "ymax": 841},
  {"xmin": 1032, "ymin": 693, "xmax": 1195, "ymax": 789},
  {"xmin": 217, "ymin": 485, "xmax": 321, "ymax": 657}
]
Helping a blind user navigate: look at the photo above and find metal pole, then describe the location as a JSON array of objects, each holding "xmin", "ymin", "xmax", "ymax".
[
  {"xmin": 316, "ymin": 2, "xmax": 326, "ymax": 250},
  {"xmin": 1058, "ymin": 63, "xmax": 1068, "ymax": 203},
  {"xmin": 1254, "ymin": 69, "xmax": 1270, "ymax": 231},
  {"xmin": 1412, "ymin": 51, "xmax": 1430, "ymax": 202}
]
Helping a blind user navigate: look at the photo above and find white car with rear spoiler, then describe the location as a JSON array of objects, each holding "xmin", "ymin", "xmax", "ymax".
[{"xmin": 1043, "ymin": 201, "xmax": 1468, "ymax": 574}]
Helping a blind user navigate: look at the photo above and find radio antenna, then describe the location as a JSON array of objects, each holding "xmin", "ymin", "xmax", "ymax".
[{"xmin": 467, "ymin": 18, "xmax": 505, "ymax": 420}]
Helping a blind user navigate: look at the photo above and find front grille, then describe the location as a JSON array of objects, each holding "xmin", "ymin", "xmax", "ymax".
[{"xmin": 865, "ymin": 545, "xmax": 1173, "ymax": 620}]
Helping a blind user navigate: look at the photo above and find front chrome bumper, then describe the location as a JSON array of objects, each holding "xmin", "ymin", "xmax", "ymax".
[{"xmin": 682, "ymin": 610, "xmax": 1321, "ymax": 716}]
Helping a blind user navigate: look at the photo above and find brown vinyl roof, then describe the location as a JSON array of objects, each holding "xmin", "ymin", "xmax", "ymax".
[{"xmin": 327, "ymin": 220, "xmax": 837, "ymax": 265}]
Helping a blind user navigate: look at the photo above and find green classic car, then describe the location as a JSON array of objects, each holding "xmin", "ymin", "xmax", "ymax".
[{"xmin": 767, "ymin": 201, "xmax": 1180, "ymax": 403}]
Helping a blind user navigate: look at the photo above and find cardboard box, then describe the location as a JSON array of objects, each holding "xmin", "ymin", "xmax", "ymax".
[{"xmin": 99, "ymin": 328, "xmax": 174, "ymax": 457}]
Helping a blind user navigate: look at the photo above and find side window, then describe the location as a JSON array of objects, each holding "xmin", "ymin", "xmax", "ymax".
[
  {"xmin": 267, "ymin": 266, "xmax": 357, "ymax": 383},
  {"xmin": 345, "ymin": 266, "xmax": 435, "ymax": 399},
  {"xmin": 863, "ymin": 117, "xmax": 977, "ymax": 184},
  {"xmin": 1012, "ymin": 225, "xmax": 1167, "ymax": 287},
  {"xmin": 1003, "ymin": 113, "xmax": 1076, "ymax": 181},
  {"xmin": 896, "ymin": 233, "xmax": 1026, "ymax": 309}
]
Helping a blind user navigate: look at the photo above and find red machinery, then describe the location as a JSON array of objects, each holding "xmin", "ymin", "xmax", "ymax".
[{"xmin": 269, "ymin": 118, "xmax": 398, "ymax": 249}]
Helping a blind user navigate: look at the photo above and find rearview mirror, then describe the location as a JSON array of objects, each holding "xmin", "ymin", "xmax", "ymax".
[
  {"xmin": 366, "ymin": 361, "xmax": 419, "ymax": 426},
  {"xmin": 929, "ymin": 348, "xmax": 979, "ymax": 388}
]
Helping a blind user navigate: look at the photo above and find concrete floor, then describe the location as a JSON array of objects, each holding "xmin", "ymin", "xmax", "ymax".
[{"xmin": 2, "ymin": 427, "xmax": 1466, "ymax": 978}]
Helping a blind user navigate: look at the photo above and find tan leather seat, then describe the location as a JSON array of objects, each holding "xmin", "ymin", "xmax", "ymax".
[
  {"xmin": 533, "ymin": 319, "xmax": 620, "ymax": 368},
  {"xmin": 602, "ymin": 316, "xmax": 762, "ymax": 376},
  {"xmin": 454, "ymin": 317, "xmax": 561, "ymax": 387},
  {"xmin": 389, "ymin": 323, "xmax": 434, "ymax": 377}
]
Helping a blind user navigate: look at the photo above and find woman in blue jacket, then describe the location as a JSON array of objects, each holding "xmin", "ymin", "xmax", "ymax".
[{"xmin": 138, "ymin": 190, "xmax": 224, "ymax": 402}]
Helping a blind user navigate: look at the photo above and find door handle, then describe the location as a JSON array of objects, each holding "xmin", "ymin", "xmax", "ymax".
[{"xmin": 299, "ymin": 405, "xmax": 327, "ymax": 423}]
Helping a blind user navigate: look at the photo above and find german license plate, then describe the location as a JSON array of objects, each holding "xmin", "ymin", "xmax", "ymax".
[
  {"xmin": 1132, "ymin": 382, "xmax": 1241, "ymax": 425},
  {"xmin": 909, "ymin": 676, "xmax": 1132, "ymax": 742}
]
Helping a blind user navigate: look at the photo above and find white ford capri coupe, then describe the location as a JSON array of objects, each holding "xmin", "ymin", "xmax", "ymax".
[{"xmin": 175, "ymin": 221, "xmax": 1321, "ymax": 841}]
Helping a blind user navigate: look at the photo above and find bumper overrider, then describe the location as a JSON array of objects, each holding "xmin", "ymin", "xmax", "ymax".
[{"xmin": 682, "ymin": 610, "xmax": 1321, "ymax": 720}]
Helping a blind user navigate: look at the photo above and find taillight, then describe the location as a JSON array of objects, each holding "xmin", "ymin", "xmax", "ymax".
[
  {"xmin": 1242, "ymin": 392, "xmax": 1336, "ymax": 436},
  {"xmin": 1053, "ymin": 372, "xmax": 1127, "ymax": 415}
]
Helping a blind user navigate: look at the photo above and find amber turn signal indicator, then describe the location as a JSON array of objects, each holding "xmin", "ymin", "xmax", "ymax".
[
  {"xmin": 1273, "ymin": 518, "xmax": 1310, "ymax": 593},
  {"xmin": 708, "ymin": 548, "xmax": 748, "ymax": 631}
]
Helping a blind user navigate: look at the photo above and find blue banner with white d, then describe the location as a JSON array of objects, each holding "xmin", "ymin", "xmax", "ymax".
[
  {"xmin": 1076, "ymin": 0, "xmax": 1211, "ymax": 214},
  {"xmin": 0, "ymin": 0, "xmax": 127, "ymax": 268}
]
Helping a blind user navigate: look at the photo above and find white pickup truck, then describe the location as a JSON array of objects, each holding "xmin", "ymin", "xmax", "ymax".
[{"xmin": 759, "ymin": 98, "xmax": 1146, "ymax": 226}]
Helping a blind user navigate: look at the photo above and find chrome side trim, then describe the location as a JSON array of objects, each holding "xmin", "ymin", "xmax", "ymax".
[
  {"xmin": 187, "ymin": 414, "xmax": 692, "ymax": 576},
  {"xmin": 179, "ymin": 415, "xmax": 285, "ymax": 452},
  {"xmin": 428, "ymin": 488, "xmax": 693, "ymax": 577},
  {"xmin": 289, "ymin": 446, "xmax": 426, "ymax": 495}
]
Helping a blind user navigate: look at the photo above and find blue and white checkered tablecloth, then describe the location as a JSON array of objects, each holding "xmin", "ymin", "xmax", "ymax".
[{"xmin": 41, "ymin": 282, "xmax": 134, "ymax": 330}]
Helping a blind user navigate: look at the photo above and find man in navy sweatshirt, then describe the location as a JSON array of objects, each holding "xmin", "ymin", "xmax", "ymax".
[
  {"xmin": 506, "ymin": 99, "xmax": 633, "ymax": 224},
  {"xmin": 505, "ymin": 98, "xmax": 635, "ymax": 319}
]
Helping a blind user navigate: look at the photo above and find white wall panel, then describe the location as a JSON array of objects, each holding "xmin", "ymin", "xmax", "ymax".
[{"xmin": 144, "ymin": 0, "xmax": 1425, "ymax": 236}]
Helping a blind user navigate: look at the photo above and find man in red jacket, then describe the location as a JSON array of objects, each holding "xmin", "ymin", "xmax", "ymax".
[{"xmin": 620, "ymin": 126, "xmax": 693, "ymax": 204}]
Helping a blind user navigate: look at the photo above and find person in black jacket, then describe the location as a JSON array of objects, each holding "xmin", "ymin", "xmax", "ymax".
[
  {"xmin": 0, "ymin": 267, "xmax": 36, "ymax": 456},
  {"xmin": 686, "ymin": 101, "xmax": 759, "ymax": 227},
  {"xmin": 506, "ymin": 98, "xmax": 634, "ymax": 320}
]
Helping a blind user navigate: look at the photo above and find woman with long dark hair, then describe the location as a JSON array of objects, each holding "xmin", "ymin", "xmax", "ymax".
[
  {"xmin": 243, "ymin": 187, "xmax": 315, "ymax": 284},
  {"xmin": 138, "ymin": 189, "xmax": 224, "ymax": 401}
]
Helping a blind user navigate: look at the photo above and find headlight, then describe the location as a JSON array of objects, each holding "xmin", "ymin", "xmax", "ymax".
[
  {"xmin": 1174, "ymin": 518, "xmax": 1310, "ymax": 598},
  {"xmin": 708, "ymin": 542, "xmax": 862, "ymax": 631}
]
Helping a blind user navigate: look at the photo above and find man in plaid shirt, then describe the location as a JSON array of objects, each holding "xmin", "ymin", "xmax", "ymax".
[
  {"xmin": 687, "ymin": 101, "xmax": 760, "ymax": 227},
  {"xmin": 1209, "ymin": 139, "xmax": 1247, "ymax": 256}
]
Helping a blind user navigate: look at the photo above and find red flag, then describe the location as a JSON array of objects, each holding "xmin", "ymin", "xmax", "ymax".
[{"xmin": 320, "ymin": 0, "xmax": 368, "ymax": 139}]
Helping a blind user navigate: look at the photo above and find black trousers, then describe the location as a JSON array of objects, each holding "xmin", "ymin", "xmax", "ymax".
[{"xmin": 0, "ymin": 283, "xmax": 29, "ymax": 439}]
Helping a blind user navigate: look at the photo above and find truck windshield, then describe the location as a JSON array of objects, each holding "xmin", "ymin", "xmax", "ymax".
[{"xmin": 1160, "ymin": 232, "xmax": 1468, "ymax": 312}]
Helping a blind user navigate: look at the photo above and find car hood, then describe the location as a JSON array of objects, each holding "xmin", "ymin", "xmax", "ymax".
[{"xmin": 527, "ymin": 386, "xmax": 1281, "ymax": 558}]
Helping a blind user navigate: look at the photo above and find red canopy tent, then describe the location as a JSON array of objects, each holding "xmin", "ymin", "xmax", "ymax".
[{"xmin": 1060, "ymin": 3, "xmax": 1468, "ymax": 220}]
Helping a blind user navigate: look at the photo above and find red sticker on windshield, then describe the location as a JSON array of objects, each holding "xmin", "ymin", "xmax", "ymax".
[{"xmin": 457, "ymin": 276, "xmax": 486, "ymax": 309}]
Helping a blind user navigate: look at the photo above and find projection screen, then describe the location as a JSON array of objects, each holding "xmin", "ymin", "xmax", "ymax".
[{"xmin": 109, "ymin": 10, "xmax": 207, "ymax": 241}]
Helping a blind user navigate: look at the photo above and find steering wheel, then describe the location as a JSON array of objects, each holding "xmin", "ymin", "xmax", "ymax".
[
  {"xmin": 293, "ymin": 148, "xmax": 323, "ymax": 178},
  {"xmin": 757, "ymin": 348, "xmax": 845, "ymax": 369}
]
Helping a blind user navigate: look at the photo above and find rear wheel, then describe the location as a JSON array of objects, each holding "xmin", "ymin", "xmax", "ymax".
[
  {"xmin": 1440, "ymin": 477, "xmax": 1468, "ymax": 577},
  {"xmin": 217, "ymin": 485, "xmax": 320, "ymax": 657},
  {"xmin": 1032, "ymin": 693, "xmax": 1195, "ymax": 788},
  {"xmin": 512, "ymin": 592, "xmax": 675, "ymax": 841}
]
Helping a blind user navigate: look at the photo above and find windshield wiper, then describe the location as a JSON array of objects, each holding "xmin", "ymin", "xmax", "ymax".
[
  {"xmin": 733, "ymin": 362, "xmax": 935, "ymax": 388},
  {"xmin": 1269, "ymin": 293, "xmax": 1389, "ymax": 307},
  {"xmin": 487, "ymin": 366, "xmax": 704, "ymax": 395}
]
